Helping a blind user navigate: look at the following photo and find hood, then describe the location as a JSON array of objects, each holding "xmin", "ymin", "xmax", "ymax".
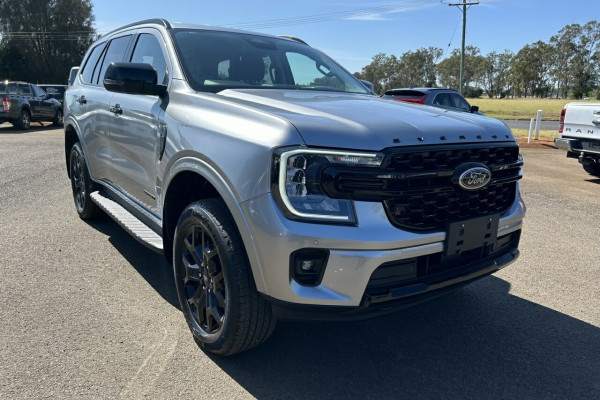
[{"xmin": 218, "ymin": 89, "xmax": 516, "ymax": 150}]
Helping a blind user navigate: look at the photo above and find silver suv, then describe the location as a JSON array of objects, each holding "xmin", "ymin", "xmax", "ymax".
[{"xmin": 64, "ymin": 19, "xmax": 525, "ymax": 356}]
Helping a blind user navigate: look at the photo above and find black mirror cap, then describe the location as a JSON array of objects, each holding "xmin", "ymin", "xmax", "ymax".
[
  {"xmin": 103, "ymin": 62, "xmax": 166, "ymax": 97},
  {"xmin": 470, "ymin": 105, "xmax": 479, "ymax": 113},
  {"xmin": 359, "ymin": 79, "xmax": 375, "ymax": 94}
]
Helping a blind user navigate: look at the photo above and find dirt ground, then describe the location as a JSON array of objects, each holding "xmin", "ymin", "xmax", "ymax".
[{"xmin": 517, "ymin": 135, "xmax": 557, "ymax": 149}]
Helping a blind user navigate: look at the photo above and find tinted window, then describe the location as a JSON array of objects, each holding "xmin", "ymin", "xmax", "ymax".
[
  {"xmin": 130, "ymin": 34, "xmax": 167, "ymax": 84},
  {"xmin": 95, "ymin": 35, "xmax": 132, "ymax": 85},
  {"xmin": 19, "ymin": 84, "xmax": 32, "ymax": 96},
  {"xmin": 171, "ymin": 29, "xmax": 367, "ymax": 94},
  {"xmin": 432, "ymin": 93, "xmax": 452, "ymax": 107},
  {"xmin": 0, "ymin": 83, "xmax": 18, "ymax": 94},
  {"xmin": 31, "ymin": 85, "xmax": 46, "ymax": 97},
  {"xmin": 451, "ymin": 93, "xmax": 470, "ymax": 111},
  {"xmin": 81, "ymin": 43, "xmax": 106, "ymax": 85}
]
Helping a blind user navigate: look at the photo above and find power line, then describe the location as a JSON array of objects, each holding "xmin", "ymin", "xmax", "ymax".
[{"xmin": 1, "ymin": 1, "xmax": 437, "ymax": 41}]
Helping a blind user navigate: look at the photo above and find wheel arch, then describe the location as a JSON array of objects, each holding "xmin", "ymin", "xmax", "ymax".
[
  {"xmin": 163, "ymin": 157, "xmax": 268, "ymax": 293},
  {"xmin": 64, "ymin": 123, "xmax": 80, "ymax": 178}
]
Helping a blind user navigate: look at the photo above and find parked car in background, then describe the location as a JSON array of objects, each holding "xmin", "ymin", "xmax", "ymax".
[
  {"xmin": 0, "ymin": 80, "xmax": 63, "ymax": 129},
  {"xmin": 554, "ymin": 102, "xmax": 600, "ymax": 177},
  {"xmin": 68, "ymin": 67, "xmax": 79, "ymax": 86},
  {"xmin": 382, "ymin": 88, "xmax": 483, "ymax": 115},
  {"xmin": 39, "ymin": 84, "xmax": 67, "ymax": 105}
]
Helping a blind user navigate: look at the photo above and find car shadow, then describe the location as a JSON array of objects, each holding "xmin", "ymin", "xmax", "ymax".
[
  {"xmin": 86, "ymin": 218, "xmax": 179, "ymax": 309},
  {"xmin": 84, "ymin": 218, "xmax": 599, "ymax": 399},
  {"xmin": 0, "ymin": 122, "xmax": 58, "ymax": 133},
  {"xmin": 585, "ymin": 178, "xmax": 600, "ymax": 185},
  {"xmin": 210, "ymin": 277, "xmax": 599, "ymax": 399}
]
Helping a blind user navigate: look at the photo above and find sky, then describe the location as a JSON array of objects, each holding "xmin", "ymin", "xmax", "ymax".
[{"xmin": 92, "ymin": 0, "xmax": 597, "ymax": 73}]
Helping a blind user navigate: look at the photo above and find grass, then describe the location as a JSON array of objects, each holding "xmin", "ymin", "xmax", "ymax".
[
  {"xmin": 510, "ymin": 128, "xmax": 557, "ymax": 139},
  {"xmin": 466, "ymin": 97, "xmax": 594, "ymax": 121}
]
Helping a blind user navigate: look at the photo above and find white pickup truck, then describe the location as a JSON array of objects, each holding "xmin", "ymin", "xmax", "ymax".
[{"xmin": 554, "ymin": 103, "xmax": 600, "ymax": 177}]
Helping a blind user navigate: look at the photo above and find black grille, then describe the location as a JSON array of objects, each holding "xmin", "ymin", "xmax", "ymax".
[
  {"xmin": 382, "ymin": 145, "xmax": 520, "ymax": 230},
  {"xmin": 321, "ymin": 144, "xmax": 521, "ymax": 231}
]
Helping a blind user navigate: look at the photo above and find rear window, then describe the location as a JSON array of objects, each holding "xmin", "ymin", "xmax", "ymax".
[
  {"xmin": 0, "ymin": 83, "xmax": 18, "ymax": 94},
  {"xmin": 383, "ymin": 89, "xmax": 426, "ymax": 98}
]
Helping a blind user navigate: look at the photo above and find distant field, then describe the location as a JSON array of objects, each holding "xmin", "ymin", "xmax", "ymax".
[
  {"xmin": 466, "ymin": 98, "xmax": 595, "ymax": 121},
  {"xmin": 510, "ymin": 128, "xmax": 556, "ymax": 139}
]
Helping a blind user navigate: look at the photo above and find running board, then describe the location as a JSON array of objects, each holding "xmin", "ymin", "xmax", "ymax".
[{"xmin": 90, "ymin": 191, "xmax": 164, "ymax": 254}]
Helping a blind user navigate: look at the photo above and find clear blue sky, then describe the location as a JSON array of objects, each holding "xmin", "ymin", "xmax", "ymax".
[{"xmin": 92, "ymin": 0, "xmax": 597, "ymax": 73}]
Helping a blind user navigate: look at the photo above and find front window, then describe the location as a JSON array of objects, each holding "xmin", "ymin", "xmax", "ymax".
[{"xmin": 170, "ymin": 29, "xmax": 367, "ymax": 94}]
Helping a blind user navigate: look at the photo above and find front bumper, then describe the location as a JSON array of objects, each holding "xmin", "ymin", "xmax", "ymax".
[{"xmin": 242, "ymin": 183, "xmax": 525, "ymax": 310}]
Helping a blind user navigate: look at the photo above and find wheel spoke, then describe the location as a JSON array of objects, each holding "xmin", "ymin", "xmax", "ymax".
[
  {"xmin": 184, "ymin": 235, "xmax": 203, "ymax": 267},
  {"xmin": 188, "ymin": 288, "xmax": 206, "ymax": 326},
  {"xmin": 182, "ymin": 254, "xmax": 201, "ymax": 284}
]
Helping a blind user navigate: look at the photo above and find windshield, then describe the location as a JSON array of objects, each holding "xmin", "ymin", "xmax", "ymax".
[{"xmin": 170, "ymin": 29, "xmax": 368, "ymax": 94}]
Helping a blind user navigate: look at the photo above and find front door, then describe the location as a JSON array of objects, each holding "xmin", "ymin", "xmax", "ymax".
[{"xmin": 106, "ymin": 31, "xmax": 170, "ymax": 215}]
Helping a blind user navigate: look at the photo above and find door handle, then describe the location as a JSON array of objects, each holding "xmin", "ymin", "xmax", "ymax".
[
  {"xmin": 592, "ymin": 120, "xmax": 600, "ymax": 127},
  {"xmin": 77, "ymin": 95, "xmax": 87, "ymax": 104},
  {"xmin": 110, "ymin": 104, "xmax": 122, "ymax": 115}
]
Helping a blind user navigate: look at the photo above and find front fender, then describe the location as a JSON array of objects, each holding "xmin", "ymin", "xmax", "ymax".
[{"xmin": 163, "ymin": 156, "xmax": 269, "ymax": 294}]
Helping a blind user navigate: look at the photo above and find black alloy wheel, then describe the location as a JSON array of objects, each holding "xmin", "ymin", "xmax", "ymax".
[
  {"xmin": 173, "ymin": 199, "xmax": 275, "ymax": 356},
  {"xmin": 69, "ymin": 142, "xmax": 102, "ymax": 219},
  {"xmin": 181, "ymin": 219, "xmax": 227, "ymax": 334}
]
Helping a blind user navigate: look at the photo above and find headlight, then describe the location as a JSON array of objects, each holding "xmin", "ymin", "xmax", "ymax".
[{"xmin": 273, "ymin": 148, "xmax": 384, "ymax": 223}]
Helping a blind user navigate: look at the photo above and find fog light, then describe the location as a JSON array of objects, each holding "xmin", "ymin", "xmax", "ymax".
[{"xmin": 290, "ymin": 249, "xmax": 329, "ymax": 287}]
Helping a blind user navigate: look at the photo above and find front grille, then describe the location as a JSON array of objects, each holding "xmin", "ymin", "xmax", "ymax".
[
  {"xmin": 322, "ymin": 143, "xmax": 521, "ymax": 231},
  {"xmin": 382, "ymin": 144, "xmax": 520, "ymax": 230}
]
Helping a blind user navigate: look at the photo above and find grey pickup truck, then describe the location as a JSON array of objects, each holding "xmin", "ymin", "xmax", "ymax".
[
  {"xmin": 64, "ymin": 19, "xmax": 525, "ymax": 355},
  {"xmin": 0, "ymin": 81, "xmax": 63, "ymax": 129}
]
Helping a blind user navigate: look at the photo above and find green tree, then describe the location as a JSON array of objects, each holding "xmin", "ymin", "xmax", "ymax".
[
  {"xmin": 480, "ymin": 50, "xmax": 513, "ymax": 98},
  {"xmin": 355, "ymin": 53, "xmax": 400, "ymax": 94},
  {"xmin": 395, "ymin": 46, "xmax": 442, "ymax": 88},
  {"xmin": 509, "ymin": 41, "xmax": 553, "ymax": 97},
  {"xmin": 436, "ymin": 46, "xmax": 485, "ymax": 92},
  {"xmin": 0, "ymin": 0, "xmax": 95, "ymax": 83}
]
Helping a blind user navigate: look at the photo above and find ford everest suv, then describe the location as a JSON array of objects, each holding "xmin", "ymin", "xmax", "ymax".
[{"xmin": 64, "ymin": 19, "xmax": 525, "ymax": 356}]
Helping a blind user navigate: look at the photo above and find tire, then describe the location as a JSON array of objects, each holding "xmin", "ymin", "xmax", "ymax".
[
  {"xmin": 52, "ymin": 108, "xmax": 64, "ymax": 127},
  {"xmin": 69, "ymin": 142, "xmax": 103, "ymax": 219},
  {"xmin": 173, "ymin": 199, "xmax": 275, "ymax": 356},
  {"xmin": 15, "ymin": 109, "xmax": 31, "ymax": 130},
  {"xmin": 582, "ymin": 162, "xmax": 600, "ymax": 177}
]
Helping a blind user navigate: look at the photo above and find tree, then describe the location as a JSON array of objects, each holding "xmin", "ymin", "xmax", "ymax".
[
  {"xmin": 509, "ymin": 41, "xmax": 553, "ymax": 97},
  {"xmin": 436, "ymin": 46, "xmax": 485, "ymax": 91},
  {"xmin": 355, "ymin": 53, "xmax": 400, "ymax": 94},
  {"xmin": 0, "ymin": 0, "xmax": 95, "ymax": 83},
  {"xmin": 480, "ymin": 50, "xmax": 513, "ymax": 98},
  {"xmin": 395, "ymin": 47, "xmax": 442, "ymax": 88}
]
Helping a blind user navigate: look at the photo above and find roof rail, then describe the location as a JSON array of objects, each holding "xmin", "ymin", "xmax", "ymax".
[
  {"xmin": 105, "ymin": 18, "xmax": 172, "ymax": 36},
  {"xmin": 279, "ymin": 35, "xmax": 308, "ymax": 45}
]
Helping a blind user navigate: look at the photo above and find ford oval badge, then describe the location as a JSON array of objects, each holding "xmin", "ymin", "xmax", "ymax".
[{"xmin": 458, "ymin": 166, "xmax": 491, "ymax": 190}]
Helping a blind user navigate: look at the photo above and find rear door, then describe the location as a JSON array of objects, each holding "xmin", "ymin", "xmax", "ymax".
[
  {"xmin": 31, "ymin": 85, "xmax": 55, "ymax": 118},
  {"xmin": 107, "ymin": 29, "xmax": 170, "ymax": 214},
  {"xmin": 71, "ymin": 34, "xmax": 133, "ymax": 182}
]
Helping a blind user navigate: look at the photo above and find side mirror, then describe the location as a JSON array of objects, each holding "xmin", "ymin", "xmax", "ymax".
[
  {"xmin": 103, "ymin": 62, "xmax": 166, "ymax": 97},
  {"xmin": 470, "ymin": 105, "xmax": 479, "ymax": 113},
  {"xmin": 360, "ymin": 79, "xmax": 375, "ymax": 94}
]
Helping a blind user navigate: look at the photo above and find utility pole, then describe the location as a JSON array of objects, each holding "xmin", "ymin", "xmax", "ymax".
[{"xmin": 448, "ymin": 1, "xmax": 479, "ymax": 95}]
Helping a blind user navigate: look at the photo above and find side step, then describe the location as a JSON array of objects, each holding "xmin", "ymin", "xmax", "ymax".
[{"xmin": 90, "ymin": 191, "xmax": 164, "ymax": 254}]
